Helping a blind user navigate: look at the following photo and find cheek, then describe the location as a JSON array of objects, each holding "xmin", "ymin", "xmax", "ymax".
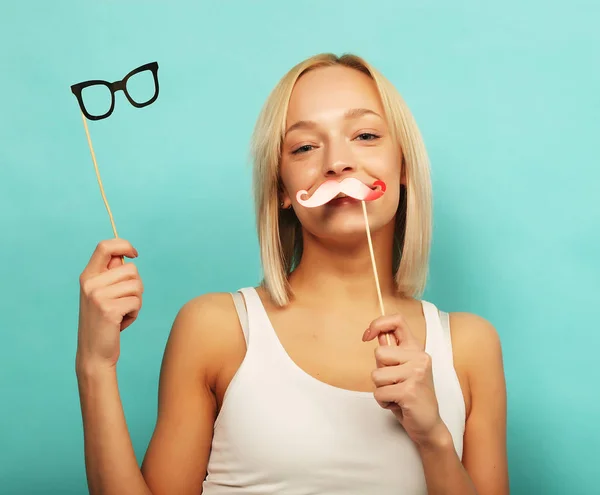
[
  {"xmin": 384, "ymin": 185, "xmax": 402, "ymax": 214},
  {"xmin": 278, "ymin": 163, "xmax": 297, "ymax": 198},
  {"xmin": 381, "ymin": 148, "xmax": 403, "ymax": 178},
  {"xmin": 356, "ymin": 145, "xmax": 402, "ymax": 182},
  {"xmin": 279, "ymin": 160, "xmax": 320, "ymax": 198}
]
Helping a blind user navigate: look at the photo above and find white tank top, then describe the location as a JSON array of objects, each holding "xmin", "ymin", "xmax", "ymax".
[{"xmin": 202, "ymin": 287, "xmax": 466, "ymax": 494}]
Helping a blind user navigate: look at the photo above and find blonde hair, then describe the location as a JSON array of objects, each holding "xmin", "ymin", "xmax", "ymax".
[{"xmin": 251, "ymin": 53, "xmax": 432, "ymax": 307}]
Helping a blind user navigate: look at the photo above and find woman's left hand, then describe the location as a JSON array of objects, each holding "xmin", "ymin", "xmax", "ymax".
[{"xmin": 363, "ymin": 313, "xmax": 448, "ymax": 448}]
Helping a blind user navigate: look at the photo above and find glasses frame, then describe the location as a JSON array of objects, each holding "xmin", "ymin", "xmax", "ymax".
[{"xmin": 70, "ymin": 61, "xmax": 159, "ymax": 121}]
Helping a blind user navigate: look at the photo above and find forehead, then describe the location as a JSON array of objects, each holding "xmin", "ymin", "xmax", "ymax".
[{"xmin": 286, "ymin": 65, "xmax": 384, "ymax": 124}]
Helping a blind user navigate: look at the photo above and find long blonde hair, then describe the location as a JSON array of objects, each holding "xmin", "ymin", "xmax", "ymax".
[{"xmin": 251, "ymin": 53, "xmax": 432, "ymax": 307}]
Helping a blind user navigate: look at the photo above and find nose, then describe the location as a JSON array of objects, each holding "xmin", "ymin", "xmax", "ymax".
[
  {"xmin": 322, "ymin": 139, "xmax": 356, "ymax": 178},
  {"xmin": 325, "ymin": 160, "xmax": 355, "ymax": 177}
]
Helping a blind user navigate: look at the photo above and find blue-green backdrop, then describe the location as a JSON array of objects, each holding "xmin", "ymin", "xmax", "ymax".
[{"xmin": 1, "ymin": 1, "xmax": 598, "ymax": 494}]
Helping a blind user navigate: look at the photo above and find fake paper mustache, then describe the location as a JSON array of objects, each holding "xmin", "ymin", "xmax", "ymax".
[{"xmin": 296, "ymin": 177, "xmax": 386, "ymax": 207}]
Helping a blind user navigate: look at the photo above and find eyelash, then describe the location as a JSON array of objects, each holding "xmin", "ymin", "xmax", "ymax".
[
  {"xmin": 292, "ymin": 144, "xmax": 314, "ymax": 155},
  {"xmin": 356, "ymin": 132, "xmax": 380, "ymax": 141},
  {"xmin": 291, "ymin": 133, "xmax": 381, "ymax": 155}
]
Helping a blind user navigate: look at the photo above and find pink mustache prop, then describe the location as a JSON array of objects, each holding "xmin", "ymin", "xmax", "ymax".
[{"xmin": 296, "ymin": 177, "xmax": 386, "ymax": 207}]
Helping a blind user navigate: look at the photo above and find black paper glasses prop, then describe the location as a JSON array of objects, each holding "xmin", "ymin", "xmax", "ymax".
[
  {"xmin": 70, "ymin": 62, "xmax": 159, "ymax": 264},
  {"xmin": 71, "ymin": 61, "xmax": 159, "ymax": 121}
]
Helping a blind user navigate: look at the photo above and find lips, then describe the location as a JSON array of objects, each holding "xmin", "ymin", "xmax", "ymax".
[{"xmin": 327, "ymin": 195, "xmax": 359, "ymax": 205}]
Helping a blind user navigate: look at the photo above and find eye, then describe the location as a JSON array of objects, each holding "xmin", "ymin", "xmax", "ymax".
[
  {"xmin": 291, "ymin": 144, "xmax": 315, "ymax": 155},
  {"xmin": 355, "ymin": 132, "xmax": 380, "ymax": 141}
]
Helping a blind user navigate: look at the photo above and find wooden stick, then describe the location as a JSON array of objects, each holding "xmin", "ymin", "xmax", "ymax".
[
  {"xmin": 80, "ymin": 111, "xmax": 124, "ymax": 265},
  {"xmin": 361, "ymin": 200, "xmax": 392, "ymax": 346}
]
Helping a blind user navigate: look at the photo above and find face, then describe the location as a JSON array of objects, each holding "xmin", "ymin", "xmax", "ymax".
[{"xmin": 279, "ymin": 65, "xmax": 404, "ymax": 241}]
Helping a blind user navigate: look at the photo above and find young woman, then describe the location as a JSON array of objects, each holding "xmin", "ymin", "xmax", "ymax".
[{"xmin": 76, "ymin": 53, "xmax": 509, "ymax": 494}]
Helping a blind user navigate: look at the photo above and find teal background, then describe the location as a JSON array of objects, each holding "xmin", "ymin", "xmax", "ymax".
[{"xmin": 1, "ymin": 1, "xmax": 598, "ymax": 493}]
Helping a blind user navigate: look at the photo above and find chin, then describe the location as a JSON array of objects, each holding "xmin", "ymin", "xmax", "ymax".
[{"xmin": 314, "ymin": 213, "xmax": 394, "ymax": 242}]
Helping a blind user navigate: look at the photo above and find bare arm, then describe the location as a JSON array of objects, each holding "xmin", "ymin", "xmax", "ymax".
[
  {"xmin": 418, "ymin": 313, "xmax": 509, "ymax": 495},
  {"xmin": 77, "ymin": 365, "xmax": 153, "ymax": 495},
  {"xmin": 458, "ymin": 313, "xmax": 509, "ymax": 494},
  {"xmin": 77, "ymin": 260, "xmax": 238, "ymax": 495},
  {"xmin": 417, "ymin": 425, "xmax": 477, "ymax": 495},
  {"xmin": 141, "ymin": 293, "xmax": 242, "ymax": 494}
]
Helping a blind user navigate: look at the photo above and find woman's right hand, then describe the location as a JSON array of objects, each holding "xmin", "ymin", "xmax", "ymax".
[{"xmin": 76, "ymin": 239, "xmax": 143, "ymax": 373}]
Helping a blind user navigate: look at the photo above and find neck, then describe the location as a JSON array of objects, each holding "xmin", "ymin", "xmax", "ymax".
[{"xmin": 288, "ymin": 221, "xmax": 396, "ymax": 309}]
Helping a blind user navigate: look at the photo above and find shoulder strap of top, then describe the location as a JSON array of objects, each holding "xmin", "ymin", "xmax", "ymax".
[
  {"xmin": 438, "ymin": 309, "xmax": 454, "ymax": 359},
  {"xmin": 422, "ymin": 300, "xmax": 454, "ymax": 359},
  {"xmin": 231, "ymin": 291, "xmax": 249, "ymax": 344}
]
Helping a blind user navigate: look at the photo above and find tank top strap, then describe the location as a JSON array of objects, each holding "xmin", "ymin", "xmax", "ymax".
[
  {"xmin": 421, "ymin": 300, "xmax": 452, "ymax": 365},
  {"xmin": 230, "ymin": 291, "xmax": 249, "ymax": 344},
  {"xmin": 235, "ymin": 287, "xmax": 282, "ymax": 354},
  {"xmin": 438, "ymin": 309, "xmax": 454, "ymax": 359}
]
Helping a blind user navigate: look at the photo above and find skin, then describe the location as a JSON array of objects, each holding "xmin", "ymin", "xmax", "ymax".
[{"xmin": 76, "ymin": 65, "xmax": 509, "ymax": 495}]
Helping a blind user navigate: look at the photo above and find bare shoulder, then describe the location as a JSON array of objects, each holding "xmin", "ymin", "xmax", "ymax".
[
  {"xmin": 449, "ymin": 312, "xmax": 503, "ymax": 356},
  {"xmin": 448, "ymin": 312, "xmax": 506, "ymax": 418},
  {"xmin": 165, "ymin": 291, "xmax": 244, "ymax": 384},
  {"xmin": 174, "ymin": 291, "xmax": 240, "ymax": 332},
  {"xmin": 177, "ymin": 291, "xmax": 239, "ymax": 319}
]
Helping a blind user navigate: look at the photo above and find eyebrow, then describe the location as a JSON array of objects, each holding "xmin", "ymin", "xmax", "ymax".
[{"xmin": 284, "ymin": 108, "xmax": 383, "ymax": 137}]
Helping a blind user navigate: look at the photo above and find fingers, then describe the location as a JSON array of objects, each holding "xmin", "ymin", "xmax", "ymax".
[
  {"xmin": 107, "ymin": 255, "xmax": 125, "ymax": 270},
  {"xmin": 114, "ymin": 296, "xmax": 142, "ymax": 318},
  {"xmin": 96, "ymin": 279, "xmax": 144, "ymax": 302},
  {"xmin": 81, "ymin": 262, "xmax": 141, "ymax": 295},
  {"xmin": 114, "ymin": 297, "xmax": 143, "ymax": 331},
  {"xmin": 371, "ymin": 364, "xmax": 412, "ymax": 387},
  {"xmin": 82, "ymin": 239, "xmax": 138, "ymax": 277},
  {"xmin": 120, "ymin": 312, "xmax": 138, "ymax": 332},
  {"xmin": 363, "ymin": 313, "xmax": 419, "ymax": 349},
  {"xmin": 378, "ymin": 332, "xmax": 396, "ymax": 347},
  {"xmin": 374, "ymin": 383, "xmax": 401, "ymax": 406},
  {"xmin": 84, "ymin": 280, "xmax": 143, "ymax": 319},
  {"xmin": 374, "ymin": 345, "xmax": 424, "ymax": 367}
]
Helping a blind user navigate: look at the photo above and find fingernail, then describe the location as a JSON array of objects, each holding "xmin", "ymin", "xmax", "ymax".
[{"xmin": 362, "ymin": 328, "xmax": 371, "ymax": 341}]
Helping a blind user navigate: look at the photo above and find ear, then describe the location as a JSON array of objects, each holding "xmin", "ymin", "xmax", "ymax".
[{"xmin": 279, "ymin": 184, "xmax": 292, "ymax": 209}]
